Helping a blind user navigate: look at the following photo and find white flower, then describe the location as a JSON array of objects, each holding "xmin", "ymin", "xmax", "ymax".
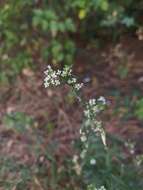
[
  {"xmin": 80, "ymin": 149, "xmax": 86, "ymax": 158},
  {"xmin": 81, "ymin": 135, "xmax": 87, "ymax": 142},
  {"xmin": 44, "ymin": 82, "xmax": 50, "ymax": 88},
  {"xmin": 55, "ymin": 80, "xmax": 60, "ymax": 86},
  {"xmin": 74, "ymin": 83, "xmax": 83, "ymax": 90},
  {"xmin": 44, "ymin": 65, "xmax": 61, "ymax": 87},
  {"xmin": 99, "ymin": 186, "xmax": 106, "ymax": 190},
  {"xmin": 47, "ymin": 65, "xmax": 51, "ymax": 69},
  {"xmin": 90, "ymin": 159, "xmax": 96, "ymax": 165},
  {"xmin": 89, "ymin": 99, "xmax": 96, "ymax": 105},
  {"xmin": 72, "ymin": 155, "xmax": 79, "ymax": 163},
  {"xmin": 98, "ymin": 96, "xmax": 106, "ymax": 105},
  {"xmin": 67, "ymin": 77, "xmax": 77, "ymax": 84},
  {"xmin": 84, "ymin": 110, "xmax": 90, "ymax": 118},
  {"xmin": 51, "ymin": 72, "xmax": 57, "ymax": 78},
  {"xmin": 87, "ymin": 185, "xmax": 106, "ymax": 190},
  {"xmin": 61, "ymin": 66, "xmax": 72, "ymax": 77},
  {"xmin": 57, "ymin": 70, "xmax": 61, "ymax": 75},
  {"xmin": 44, "ymin": 65, "xmax": 84, "ymax": 94}
]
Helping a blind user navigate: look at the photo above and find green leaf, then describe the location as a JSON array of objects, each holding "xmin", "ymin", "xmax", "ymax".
[
  {"xmin": 100, "ymin": 0, "xmax": 109, "ymax": 11},
  {"xmin": 121, "ymin": 17, "xmax": 135, "ymax": 27}
]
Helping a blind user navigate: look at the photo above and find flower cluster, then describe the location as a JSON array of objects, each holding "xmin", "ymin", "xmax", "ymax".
[
  {"xmin": 90, "ymin": 158, "xmax": 96, "ymax": 165},
  {"xmin": 99, "ymin": 186, "xmax": 106, "ymax": 190},
  {"xmin": 81, "ymin": 97, "xmax": 106, "ymax": 147},
  {"xmin": 87, "ymin": 185, "xmax": 106, "ymax": 190},
  {"xmin": 77, "ymin": 97, "xmax": 106, "ymax": 189},
  {"xmin": 72, "ymin": 154, "xmax": 81, "ymax": 175},
  {"xmin": 84, "ymin": 97, "xmax": 106, "ymax": 119},
  {"xmin": 98, "ymin": 96, "xmax": 106, "ymax": 105},
  {"xmin": 44, "ymin": 65, "xmax": 83, "ymax": 91},
  {"xmin": 79, "ymin": 125, "xmax": 105, "ymax": 162},
  {"xmin": 44, "ymin": 65, "xmax": 61, "ymax": 87},
  {"xmin": 43, "ymin": 65, "xmax": 107, "ymax": 189},
  {"xmin": 67, "ymin": 76, "xmax": 83, "ymax": 91}
]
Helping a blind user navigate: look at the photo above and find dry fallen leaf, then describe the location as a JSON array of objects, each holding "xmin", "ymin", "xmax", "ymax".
[{"xmin": 22, "ymin": 68, "xmax": 34, "ymax": 77}]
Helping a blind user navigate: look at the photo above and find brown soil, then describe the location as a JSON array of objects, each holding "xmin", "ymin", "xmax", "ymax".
[{"xmin": 0, "ymin": 36, "xmax": 143, "ymax": 166}]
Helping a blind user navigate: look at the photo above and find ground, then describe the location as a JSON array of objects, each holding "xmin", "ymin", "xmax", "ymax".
[{"xmin": 0, "ymin": 36, "xmax": 143, "ymax": 189}]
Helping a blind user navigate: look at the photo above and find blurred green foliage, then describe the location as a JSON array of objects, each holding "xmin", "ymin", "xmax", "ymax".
[
  {"xmin": 0, "ymin": 1, "xmax": 143, "ymax": 189},
  {"xmin": 0, "ymin": 0, "xmax": 143, "ymax": 82},
  {"xmin": 79, "ymin": 136, "xmax": 143, "ymax": 190},
  {"xmin": 0, "ymin": 130, "xmax": 143, "ymax": 189},
  {"xmin": 3, "ymin": 112, "xmax": 34, "ymax": 133},
  {"xmin": 135, "ymin": 98, "xmax": 143, "ymax": 120}
]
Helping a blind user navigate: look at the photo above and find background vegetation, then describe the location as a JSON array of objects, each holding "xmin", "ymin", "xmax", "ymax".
[{"xmin": 0, "ymin": 0, "xmax": 143, "ymax": 189}]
